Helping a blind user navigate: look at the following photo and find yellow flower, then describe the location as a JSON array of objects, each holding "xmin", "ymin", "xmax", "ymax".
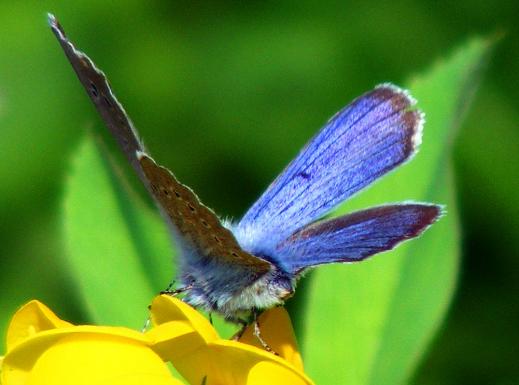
[
  {"xmin": 0, "ymin": 300, "xmax": 181, "ymax": 385},
  {"xmin": 149, "ymin": 295, "xmax": 313, "ymax": 385},
  {"xmin": 1, "ymin": 296, "xmax": 313, "ymax": 385}
]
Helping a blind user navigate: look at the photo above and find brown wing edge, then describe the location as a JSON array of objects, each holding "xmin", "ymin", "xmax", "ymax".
[{"xmin": 48, "ymin": 13, "xmax": 146, "ymax": 182}]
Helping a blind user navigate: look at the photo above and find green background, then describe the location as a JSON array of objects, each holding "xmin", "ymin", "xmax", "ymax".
[{"xmin": 0, "ymin": 1, "xmax": 517, "ymax": 384}]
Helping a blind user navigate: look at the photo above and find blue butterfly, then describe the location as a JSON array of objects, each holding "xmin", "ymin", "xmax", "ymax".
[{"xmin": 50, "ymin": 15, "xmax": 441, "ymax": 342}]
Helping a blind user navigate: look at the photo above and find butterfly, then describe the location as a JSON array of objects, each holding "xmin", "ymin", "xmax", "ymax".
[{"xmin": 49, "ymin": 14, "xmax": 441, "ymax": 339}]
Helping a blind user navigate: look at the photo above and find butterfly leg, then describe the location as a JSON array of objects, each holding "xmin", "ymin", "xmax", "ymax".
[
  {"xmin": 160, "ymin": 282, "xmax": 194, "ymax": 296},
  {"xmin": 162, "ymin": 280, "xmax": 176, "ymax": 293},
  {"xmin": 141, "ymin": 316, "xmax": 151, "ymax": 333},
  {"xmin": 252, "ymin": 309, "xmax": 279, "ymax": 356},
  {"xmin": 230, "ymin": 318, "xmax": 249, "ymax": 341}
]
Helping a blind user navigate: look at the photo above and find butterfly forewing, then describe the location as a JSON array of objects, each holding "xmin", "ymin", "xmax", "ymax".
[
  {"xmin": 139, "ymin": 154, "xmax": 271, "ymax": 273},
  {"xmin": 50, "ymin": 14, "xmax": 271, "ymax": 283},
  {"xmin": 235, "ymin": 86, "xmax": 424, "ymax": 252},
  {"xmin": 49, "ymin": 14, "xmax": 146, "ymax": 183}
]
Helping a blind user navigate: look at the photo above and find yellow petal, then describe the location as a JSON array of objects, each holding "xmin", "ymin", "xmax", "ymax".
[
  {"xmin": 5, "ymin": 326, "xmax": 150, "ymax": 368},
  {"xmin": 150, "ymin": 295, "xmax": 218, "ymax": 341},
  {"xmin": 6, "ymin": 301, "xmax": 73, "ymax": 351},
  {"xmin": 147, "ymin": 295, "xmax": 218, "ymax": 362},
  {"xmin": 147, "ymin": 296, "xmax": 313, "ymax": 385},
  {"xmin": 150, "ymin": 295, "xmax": 220, "ymax": 342},
  {"xmin": 239, "ymin": 307, "xmax": 304, "ymax": 371},
  {"xmin": 2, "ymin": 300, "xmax": 184, "ymax": 385},
  {"xmin": 173, "ymin": 340, "xmax": 314, "ymax": 385},
  {"xmin": 22, "ymin": 334, "xmax": 182, "ymax": 385}
]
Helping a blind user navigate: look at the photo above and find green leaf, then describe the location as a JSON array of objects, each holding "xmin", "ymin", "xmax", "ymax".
[
  {"xmin": 300, "ymin": 38, "xmax": 491, "ymax": 385},
  {"xmin": 62, "ymin": 133, "xmax": 239, "ymax": 338},
  {"xmin": 62, "ymin": 135, "xmax": 174, "ymax": 327}
]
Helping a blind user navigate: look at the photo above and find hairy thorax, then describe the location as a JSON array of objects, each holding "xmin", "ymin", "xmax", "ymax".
[{"xmin": 183, "ymin": 267, "xmax": 295, "ymax": 321}]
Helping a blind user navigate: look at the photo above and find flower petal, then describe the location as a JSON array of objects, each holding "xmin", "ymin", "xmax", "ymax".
[
  {"xmin": 173, "ymin": 340, "xmax": 313, "ymax": 385},
  {"xmin": 20, "ymin": 334, "xmax": 182, "ymax": 385},
  {"xmin": 149, "ymin": 295, "xmax": 218, "ymax": 342},
  {"xmin": 147, "ymin": 297, "xmax": 313, "ymax": 384},
  {"xmin": 147, "ymin": 295, "xmax": 219, "ymax": 363},
  {"xmin": 6, "ymin": 300, "xmax": 73, "ymax": 351},
  {"xmin": 2, "ymin": 300, "xmax": 184, "ymax": 385}
]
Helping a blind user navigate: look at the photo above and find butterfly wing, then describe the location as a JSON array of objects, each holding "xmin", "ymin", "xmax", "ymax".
[
  {"xmin": 138, "ymin": 154, "xmax": 271, "ymax": 274},
  {"xmin": 274, "ymin": 204, "xmax": 441, "ymax": 274},
  {"xmin": 234, "ymin": 85, "xmax": 424, "ymax": 253},
  {"xmin": 49, "ymin": 14, "xmax": 147, "ymax": 183},
  {"xmin": 50, "ymin": 15, "xmax": 271, "ymax": 288}
]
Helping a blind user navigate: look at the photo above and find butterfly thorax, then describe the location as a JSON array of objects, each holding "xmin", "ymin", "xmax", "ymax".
[
  {"xmin": 134, "ymin": 155, "xmax": 295, "ymax": 319},
  {"xmin": 180, "ymin": 259, "xmax": 294, "ymax": 320}
]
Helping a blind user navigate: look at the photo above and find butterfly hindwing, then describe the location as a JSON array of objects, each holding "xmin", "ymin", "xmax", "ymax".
[
  {"xmin": 235, "ymin": 86, "xmax": 424, "ymax": 252},
  {"xmin": 274, "ymin": 203, "xmax": 442, "ymax": 274}
]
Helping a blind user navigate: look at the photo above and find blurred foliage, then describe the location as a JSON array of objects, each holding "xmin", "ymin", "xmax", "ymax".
[{"xmin": 0, "ymin": 1, "xmax": 518, "ymax": 384}]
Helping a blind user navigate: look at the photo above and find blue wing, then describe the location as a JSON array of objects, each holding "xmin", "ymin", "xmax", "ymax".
[
  {"xmin": 233, "ymin": 85, "xmax": 424, "ymax": 254},
  {"xmin": 273, "ymin": 204, "xmax": 442, "ymax": 274}
]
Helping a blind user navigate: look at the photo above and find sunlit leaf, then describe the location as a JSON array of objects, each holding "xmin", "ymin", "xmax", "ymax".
[{"xmin": 62, "ymin": 135, "xmax": 174, "ymax": 327}]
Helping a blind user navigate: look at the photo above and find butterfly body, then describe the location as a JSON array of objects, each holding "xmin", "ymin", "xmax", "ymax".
[
  {"xmin": 138, "ymin": 153, "xmax": 295, "ymax": 319},
  {"xmin": 50, "ymin": 14, "xmax": 442, "ymax": 322},
  {"xmin": 183, "ymin": 263, "xmax": 294, "ymax": 320}
]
